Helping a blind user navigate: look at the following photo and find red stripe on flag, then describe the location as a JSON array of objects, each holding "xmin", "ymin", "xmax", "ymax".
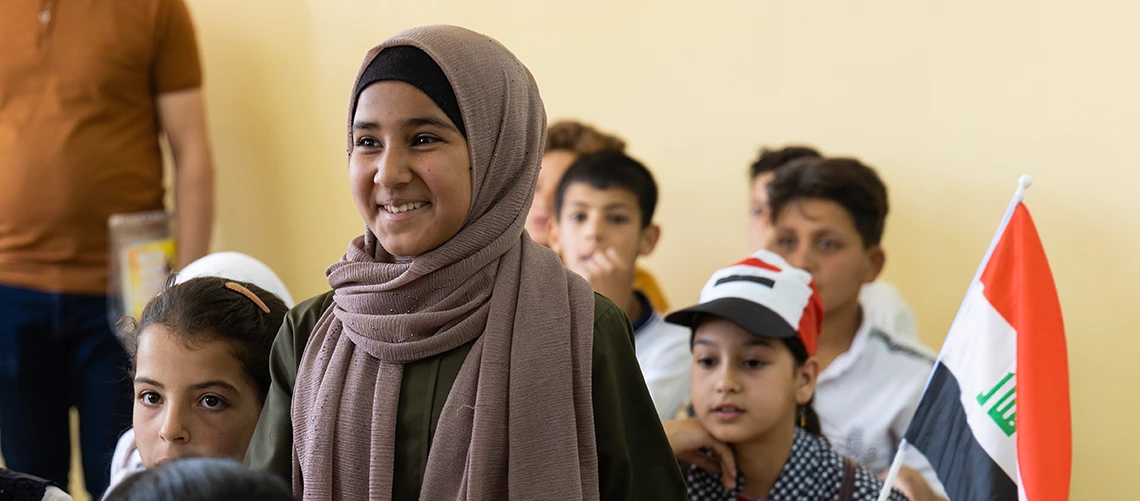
[
  {"xmin": 980, "ymin": 203, "xmax": 1071, "ymax": 501},
  {"xmin": 736, "ymin": 257, "xmax": 782, "ymax": 273}
]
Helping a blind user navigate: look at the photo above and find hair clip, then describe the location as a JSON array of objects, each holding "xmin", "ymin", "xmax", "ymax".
[{"xmin": 225, "ymin": 282, "xmax": 270, "ymax": 313}]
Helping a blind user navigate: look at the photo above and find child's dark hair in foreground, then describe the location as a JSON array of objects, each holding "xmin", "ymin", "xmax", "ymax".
[{"xmin": 104, "ymin": 458, "xmax": 293, "ymax": 501}]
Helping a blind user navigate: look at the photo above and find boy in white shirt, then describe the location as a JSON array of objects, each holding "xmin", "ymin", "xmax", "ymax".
[
  {"xmin": 550, "ymin": 151, "xmax": 691, "ymax": 420},
  {"xmin": 747, "ymin": 146, "xmax": 919, "ymax": 339},
  {"xmin": 765, "ymin": 156, "xmax": 945, "ymax": 500}
]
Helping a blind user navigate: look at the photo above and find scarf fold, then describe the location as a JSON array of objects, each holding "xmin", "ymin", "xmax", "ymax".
[{"xmin": 291, "ymin": 25, "xmax": 599, "ymax": 501}]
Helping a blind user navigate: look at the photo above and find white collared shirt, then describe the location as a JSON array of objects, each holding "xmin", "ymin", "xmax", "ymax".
[
  {"xmin": 860, "ymin": 280, "xmax": 919, "ymax": 340},
  {"xmin": 814, "ymin": 314, "xmax": 947, "ymax": 497},
  {"xmin": 633, "ymin": 310, "xmax": 693, "ymax": 421}
]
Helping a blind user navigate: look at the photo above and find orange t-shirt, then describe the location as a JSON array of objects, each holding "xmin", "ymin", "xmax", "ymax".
[{"xmin": 0, "ymin": 0, "xmax": 202, "ymax": 294}]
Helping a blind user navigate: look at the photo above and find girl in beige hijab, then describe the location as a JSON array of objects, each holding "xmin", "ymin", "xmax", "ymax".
[{"xmin": 245, "ymin": 25, "xmax": 685, "ymax": 500}]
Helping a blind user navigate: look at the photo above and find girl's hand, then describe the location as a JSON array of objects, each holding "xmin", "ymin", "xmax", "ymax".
[
  {"xmin": 662, "ymin": 418, "xmax": 738, "ymax": 491},
  {"xmin": 882, "ymin": 467, "xmax": 942, "ymax": 501}
]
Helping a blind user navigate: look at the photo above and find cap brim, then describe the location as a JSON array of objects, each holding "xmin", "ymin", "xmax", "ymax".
[{"xmin": 665, "ymin": 297, "xmax": 799, "ymax": 341}]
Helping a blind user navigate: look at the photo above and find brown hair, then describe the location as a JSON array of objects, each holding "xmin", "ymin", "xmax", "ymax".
[
  {"xmin": 767, "ymin": 157, "xmax": 890, "ymax": 248},
  {"xmin": 545, "ymin": 120, "xmax": 626, "ymax": 156},
  {"xmin": 749, "ymin": 145, "xmax": 822, "ymax": 179},
  {"xmin": 119, "ymin": 276, "xmax": 288, "ymax": 403}
]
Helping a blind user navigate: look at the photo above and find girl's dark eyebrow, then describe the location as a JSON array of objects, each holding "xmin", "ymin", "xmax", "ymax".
[
  {"xmin": 191, "ymin": 380, "xmax": 241, "ymax": 393},
  {"xmin": 352, "ymin": 116, "xmax": 458, "ymax": 134},
  {"xmin": 134, "ymin": 377, "xmax": 163, "ymax": 389},
  {"xmin": 133, "ymin": 378, "xmax": 240, "ymax": 394},
  {"xmin": 404, "ymin": 116, "xmax": 458, "ymax": 132}
]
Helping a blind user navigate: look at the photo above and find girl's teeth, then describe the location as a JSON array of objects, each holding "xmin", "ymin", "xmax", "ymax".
[{"xmin": 385, "ymin": 202, "xmax": 426, "ymax": 213}]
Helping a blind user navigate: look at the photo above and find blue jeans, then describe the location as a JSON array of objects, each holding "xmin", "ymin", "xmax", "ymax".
[{"xmin": 0, "ymin": 284, "xmax": 133, "ymax": 499}]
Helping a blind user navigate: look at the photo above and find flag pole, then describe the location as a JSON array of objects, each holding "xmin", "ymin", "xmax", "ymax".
[
  {"xmin": 874, "ymin": 174, "xmax": 1034, "ymax": 501},
  {"xmin": 876, "ymin": 440, "xmax": 909, "ymax": 501}
]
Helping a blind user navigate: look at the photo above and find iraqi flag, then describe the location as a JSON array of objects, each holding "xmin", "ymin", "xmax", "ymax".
[{"xmin": 901, "ymin": 178, "xmax": 1071, "ymax": 501}]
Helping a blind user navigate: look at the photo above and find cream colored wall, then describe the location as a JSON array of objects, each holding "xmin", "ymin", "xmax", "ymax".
[{"xmin": 186, "ymin": 0, "xmax": 1137, "ymax": 497}]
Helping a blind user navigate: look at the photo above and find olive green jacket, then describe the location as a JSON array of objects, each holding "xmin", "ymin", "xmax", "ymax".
[{"xmin": 246, "ymin": 291, "xmax": 686, "ymax": 500}]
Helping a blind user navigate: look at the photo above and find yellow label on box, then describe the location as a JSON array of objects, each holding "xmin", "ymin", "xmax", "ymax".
[{"xmin": 125, "ymin": 239, "xmax": 177, "ymax": 319}]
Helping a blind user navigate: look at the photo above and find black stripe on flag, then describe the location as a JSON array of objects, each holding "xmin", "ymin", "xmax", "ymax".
[
  {"xmin": 905, "ymin": 362, "xmax": 1019, "ymax": 501},
  {"xmin": 714, "ymin": 275, "xmax": 775, "ymax": 288}
]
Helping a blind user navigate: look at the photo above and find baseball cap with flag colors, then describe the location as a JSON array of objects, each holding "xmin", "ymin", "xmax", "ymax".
[{"xmin": 665, "ymin": 250, "xmax": 823, "ymax": 356}]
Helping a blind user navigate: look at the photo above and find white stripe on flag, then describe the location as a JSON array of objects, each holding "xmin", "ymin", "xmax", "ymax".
[{"xmin": 936, "ymin": 282, "xmax": 1019, "ymax": 482}]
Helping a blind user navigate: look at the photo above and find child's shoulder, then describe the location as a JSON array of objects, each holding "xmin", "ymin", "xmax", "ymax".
[
  {"xmin": 842, "ymin": 327, "xmax": 934, "ymax": 406},
  {"xmin": 283, "ymin": 291, "xmax": 336, "ymax": 335},
  {"xmin": 860, "ymin": 279, "xmax": 919, "ymax": 339},
  {"xmin": 293, "ymin": 291, "xmax": 336, "ymax": 317},
  {"xmin": 589, "ymin": 292, "xmax": 631, "ymax": 340},
  {"xmin": 632, "ymin": 307, "xmax": 690, "ymax": 350},
  {"xmin": 862, "ymin": 325, "xmax": 935, "ymax": 373},
  {"xmin": 593, "ymin": 291, "xmax": 620, "ymax": 323}
]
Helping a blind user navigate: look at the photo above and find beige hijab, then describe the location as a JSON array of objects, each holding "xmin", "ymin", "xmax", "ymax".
[{"xmin": 291, "ymin": 25, "xmax": 599, "ymax": 500}]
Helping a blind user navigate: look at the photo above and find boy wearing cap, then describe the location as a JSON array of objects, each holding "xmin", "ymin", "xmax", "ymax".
[
  {"xmin": 766, "ymin": 156, "xmax": 944, "ymax": 499},
  {"xmin": 550, "ymin": 150, "xmax": 691, "ymax": 420},
  {"xmin": 662, "ymin": 250, "xmax": 908, "ymax": 501}
]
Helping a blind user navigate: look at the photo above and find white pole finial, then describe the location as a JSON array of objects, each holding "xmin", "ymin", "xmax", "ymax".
[{"xmin": 1015, "ymin": 174, "xmax": 1034, "ymax": 201}]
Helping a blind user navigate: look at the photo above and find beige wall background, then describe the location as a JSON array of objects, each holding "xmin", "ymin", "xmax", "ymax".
[{"xmin": 178, "ymin": 0, "xmax": 1137, "ymax": 498}]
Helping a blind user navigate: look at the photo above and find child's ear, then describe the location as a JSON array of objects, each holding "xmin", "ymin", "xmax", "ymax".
[
  {"xmin": 638, "ymin": 223, "xmax": 661, "ymax": 257},
  {"xmin": 864, "ymin": 245, "xmax": 886, "ymax": 284},
  {"xmin": 795, "ymin": 358, "xmax": 819, "ymax": 406},
  {"xmin": 548, "ymin": 220, "xmax": 564, "ymax": 257}
]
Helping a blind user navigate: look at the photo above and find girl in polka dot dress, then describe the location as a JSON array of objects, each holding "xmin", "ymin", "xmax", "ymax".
[{"xmin": 662, "ymin": 251, "xmax": 910, "ymax": 501}]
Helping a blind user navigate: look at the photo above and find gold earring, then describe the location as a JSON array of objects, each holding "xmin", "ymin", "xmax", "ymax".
[{"xmin": 799, "ymin": 407, "xmax": 806, "ymax": 428}]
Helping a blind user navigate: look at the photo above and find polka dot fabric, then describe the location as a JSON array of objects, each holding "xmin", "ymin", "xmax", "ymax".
[{"xmin": 684, "ymin": 428, "xmax": 910, "ymax": 501}]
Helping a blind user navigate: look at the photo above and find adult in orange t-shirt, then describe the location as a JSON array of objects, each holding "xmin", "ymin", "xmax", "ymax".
[
  {"xmin": 528, "ymin": 120, "xmax": 671, "ymax": 312},
  {"xmin": 0, "ymin": 1, "xmax": 214, "ymax": 497}
]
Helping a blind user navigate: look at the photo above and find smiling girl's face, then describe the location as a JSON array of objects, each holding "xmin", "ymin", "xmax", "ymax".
[
  {"xmin": 132, "ymin": 325, "xmax": 263, "ymax": 468},
  {"xmin": 350, "ymin": 80, "xmax": 472, "ymax": 257}
]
